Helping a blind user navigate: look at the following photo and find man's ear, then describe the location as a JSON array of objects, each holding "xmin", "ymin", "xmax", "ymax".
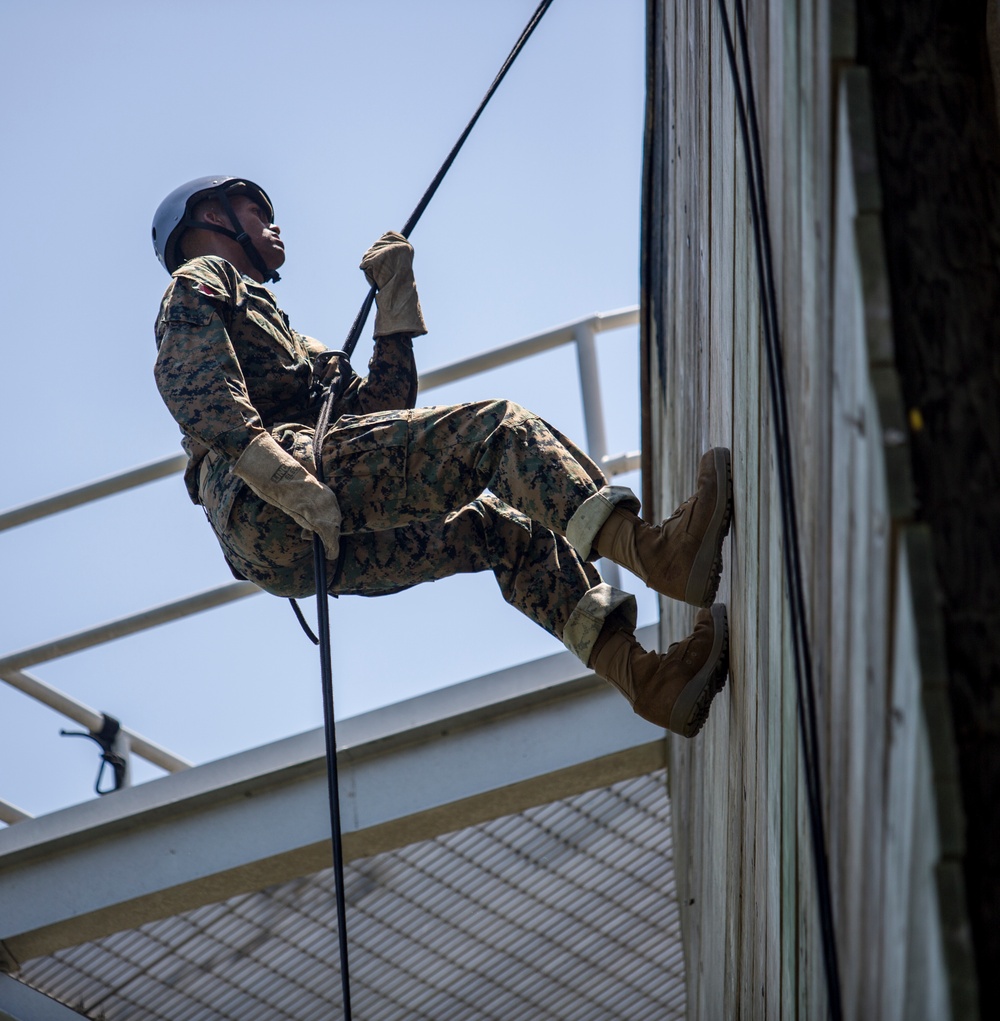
[{"xmin": 199, "ymin": 204, "xmax": 228, "ymax": 228}]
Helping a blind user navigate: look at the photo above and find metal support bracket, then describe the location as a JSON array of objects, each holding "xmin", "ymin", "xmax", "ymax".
[{"xmin": 59, "ymin": 714, "xmax": 130, "ymax": 795}]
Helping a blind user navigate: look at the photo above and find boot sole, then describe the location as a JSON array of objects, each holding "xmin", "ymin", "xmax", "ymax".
[
  {"xmin": 669, "ymin": 603, "xmax": 729, "ymax": 738},
  {"xmin": 685, "ymin": 447, "xmax": 734, "ymax": 608}
]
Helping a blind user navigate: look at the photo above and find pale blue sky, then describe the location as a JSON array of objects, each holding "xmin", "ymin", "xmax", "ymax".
[{"xmin": 0, "ymin": 1, "xmax": 651, "ymax": 818}]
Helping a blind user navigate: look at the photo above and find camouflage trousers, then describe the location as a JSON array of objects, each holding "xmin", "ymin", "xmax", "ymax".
[{"xmin": 219, "ymin": 400, "xmax": 639, "ymax": 663}]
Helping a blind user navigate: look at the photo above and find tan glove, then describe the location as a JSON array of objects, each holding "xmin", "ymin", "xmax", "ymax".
[
  {"xmin": 360, "ymin": 231, "xmax": 428, "ymax": 338},
  {"xmin": 233, "ymin": 433, "xmax": 342, "ymax": 556}
]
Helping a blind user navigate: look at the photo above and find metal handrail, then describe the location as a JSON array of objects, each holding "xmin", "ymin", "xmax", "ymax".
[
  {"xmin": 418, "ymin": 306, "xmax": 639, "ymax": 390},
  {"xmin": 0, "ymin": 455, "xmax": 187, "ymax": 534},
  {"xmin": 0, "ymin": 583, "xmax": 258, "ymax": 674},
  {"xmin": 0, "ymin": 307, "xmax": 639, "ymax": 818},
  {"xmin": 1, "ymin": 309, "xmax": 638, "ymax": 533},
  {"xmin": 1, "ymin": 669, "xmax": 192, "ymax": 775},
  {"xmin": 0, "ymin": 799, "xmax": 32, "ymax": 826}
]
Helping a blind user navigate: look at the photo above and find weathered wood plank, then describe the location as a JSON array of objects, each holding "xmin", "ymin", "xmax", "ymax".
[
  {"xmin": 861, "ymin": 390, "xmax": 891, "ymax": 1014},
  {"xmin": 736, "ymin": 22, "xmax": 762, "ymax": 1011},
  {"xmin": 778, "ymin": 534, "xmax": 797, "ymax": 1020},
  {"xmin": 644, "ymin": 2, "xmax": 974, "ymax": 1019},
  {"xmin": 881, "ymin": 522, "xmax": 924, "ymax": 1021}
]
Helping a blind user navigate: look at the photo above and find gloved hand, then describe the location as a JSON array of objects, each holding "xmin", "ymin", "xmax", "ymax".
[
  {"xmin": 360, "ymin": 231, "xmax": 428, "ymax": 338},
  {"xmin": 233, "ymin": 433, "xmax": 342, "ymax": 556}
]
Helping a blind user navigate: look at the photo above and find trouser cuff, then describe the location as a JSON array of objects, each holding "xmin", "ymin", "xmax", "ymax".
[
  {"xmin": 563, "ymin": 583, "xmax": 637, "ymax": 667},
  {"xmin": 566, "ymin": 485, "xmax": 641, "ymax": 561}
]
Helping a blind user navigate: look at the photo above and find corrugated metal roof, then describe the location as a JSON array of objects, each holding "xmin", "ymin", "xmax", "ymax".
[{"xmin": 15, "ymin": 772, "xmax": 685, "ymax": 1020}]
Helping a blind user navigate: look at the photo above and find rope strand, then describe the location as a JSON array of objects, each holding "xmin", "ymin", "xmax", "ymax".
[
  {"xmin": 308, "ymin": 4, "xmax": 557, "ymax": 1015},
  {"xmin": 336, "ymin": 0, "xmax": 557, "ymax": 369}
]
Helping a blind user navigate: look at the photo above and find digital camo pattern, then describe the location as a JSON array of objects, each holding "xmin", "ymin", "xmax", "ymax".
[
  {"xmin": 154, "ymin": 255, "xmax": 417, "ymax": 510},
  {"xmin": 320, "ymin": 400, "xmax": 602, "ymax": 536},
  {"xmin": 154, "ymin": 254, "xmax": 627, "ymax": 653},
  {"xmin": 225, "ymin": 492, "xmax": 604, "ymax": 643}
]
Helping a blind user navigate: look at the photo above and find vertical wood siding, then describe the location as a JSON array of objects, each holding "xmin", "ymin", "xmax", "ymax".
[{"xmin": 641, "ymin": 1, "xmax": 977, "ymax": 1017}]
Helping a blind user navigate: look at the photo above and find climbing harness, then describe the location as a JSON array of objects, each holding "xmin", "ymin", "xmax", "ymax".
[
  {"xmin": 713, "ymin": 0, "xmax": 844, "ymax": 1016},
  {"xmin": 305, "ymin": 3, "xmax": 556, "ymax": 1016},
  {"xmin": 60, "ymin": 713, "xmax": 128, "ymax": 796}
]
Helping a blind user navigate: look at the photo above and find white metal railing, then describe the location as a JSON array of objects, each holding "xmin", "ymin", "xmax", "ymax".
[
  {"xmin": 0, "ymin": 456, "xmax": 188, "ymax": 534},
  {"xmin": 0, "ymin": 800, "xmax": 31, "ymax": 826},
  {"xmin": 0, "ymin": 307, "xmax": 640, "ymax": 820}
]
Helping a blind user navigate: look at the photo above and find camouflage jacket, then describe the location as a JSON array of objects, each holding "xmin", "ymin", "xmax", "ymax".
[{"xmin": 154, "ymin": 255, "xmax": 417, "ymax": 540}]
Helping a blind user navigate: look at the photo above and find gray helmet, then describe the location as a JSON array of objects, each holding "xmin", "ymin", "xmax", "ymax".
[{"xmin": 151, "ymin": 176, "xmax": 279, "ymax": 282}]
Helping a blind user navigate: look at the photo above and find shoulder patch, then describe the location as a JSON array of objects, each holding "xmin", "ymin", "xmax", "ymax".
[{"xmin": 174, "ymin": 255, "xmax": 240, "ymax": 299}]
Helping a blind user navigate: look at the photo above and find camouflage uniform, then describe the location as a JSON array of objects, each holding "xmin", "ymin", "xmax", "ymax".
[{"xmin": 154, "ymin": 255, "xmax": 640, "ymax": 664}]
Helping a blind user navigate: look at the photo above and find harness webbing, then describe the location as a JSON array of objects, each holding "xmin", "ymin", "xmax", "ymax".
[{"xmin": 307, "ymin": 4, "xmax": 556, "ymax": 1016}]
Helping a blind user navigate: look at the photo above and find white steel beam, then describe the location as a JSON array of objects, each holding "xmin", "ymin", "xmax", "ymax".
[
  {"xmin": 0, "ymin": 628, "xmax": 664, "ymax": 967},
  {"xmin": 0, "ymin": 802, "xmax": 31, "ymax": 827}
]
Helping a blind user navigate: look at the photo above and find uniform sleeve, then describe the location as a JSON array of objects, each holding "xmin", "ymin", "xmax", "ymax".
[
  {"xmin": 295, "ymin": 332, "xmax": 327, "ymax": 361},
  {"xmin": 154, "ymin": 270, "xmax": 264, "ymax": 463},
  {"xmin": 336, "ymin": 334, "xmax": 418, "ymax": 415}
]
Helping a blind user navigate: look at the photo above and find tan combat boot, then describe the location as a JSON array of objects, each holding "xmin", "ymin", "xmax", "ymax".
[
  {"xmin": 594, "ymin": 447, "xmax": 733, "ymax": 607},
  {"xmin": 590, "ymin": 604, "xmax": 729, "ymax": 738}
]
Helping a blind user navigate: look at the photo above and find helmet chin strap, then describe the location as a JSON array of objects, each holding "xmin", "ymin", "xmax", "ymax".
[{"xmin": 182, "ymin": 190, "xmax": 281, "ymax": 283}]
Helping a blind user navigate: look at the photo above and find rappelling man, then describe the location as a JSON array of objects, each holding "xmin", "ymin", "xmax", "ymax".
[{"xmin": 151, "ymin": 176, "xmax": 734, "ymax": 737}]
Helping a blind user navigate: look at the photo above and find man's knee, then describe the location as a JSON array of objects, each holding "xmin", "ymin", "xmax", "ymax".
[
  {"xmin": 474, "ymin": 494, "xmax": 533, "ymax": 548},
  {"xmin": 468, "ymin": 397, "xmax": 533, "ymax": 432}
]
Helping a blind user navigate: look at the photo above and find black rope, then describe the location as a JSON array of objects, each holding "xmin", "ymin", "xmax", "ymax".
[
  {"xmin": 289, "ymin": 598, "xmax": 320, "ymax": 645},
  {"xmin": 334, "ymin": 0, "xmax": 558, "ymax": 370},
  {"xmin": 714, "ymin": 0, "xmax": 843, "ymax": 1016},
  {"xmin": 307, "ymin": 4, "xmax": 557, "ymax": 1016}
]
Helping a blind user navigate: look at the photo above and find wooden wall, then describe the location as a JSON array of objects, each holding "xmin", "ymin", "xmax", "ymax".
[{"xmin": 641, "ymin": 1, "xmax": 978, "ymax": 1017}]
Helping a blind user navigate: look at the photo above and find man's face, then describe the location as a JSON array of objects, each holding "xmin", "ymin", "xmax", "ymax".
[{"xmin": 229, "ymin": 193, "xmax": 285, "ymax": 277}]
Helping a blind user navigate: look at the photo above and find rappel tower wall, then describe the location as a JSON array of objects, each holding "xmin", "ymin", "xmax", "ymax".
[{"xmin": 640, "ymin": 1, "xmax": 976, "ymax": 1018}]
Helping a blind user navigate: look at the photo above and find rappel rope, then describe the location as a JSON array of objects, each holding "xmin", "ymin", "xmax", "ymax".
[
  {"xmin": 304, "ymin": 3, "xmax": 556, "ymax": 1016},
  {"xmin": 714, "ymin": 0, "xmax": 844, "ymax": 1016}
]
